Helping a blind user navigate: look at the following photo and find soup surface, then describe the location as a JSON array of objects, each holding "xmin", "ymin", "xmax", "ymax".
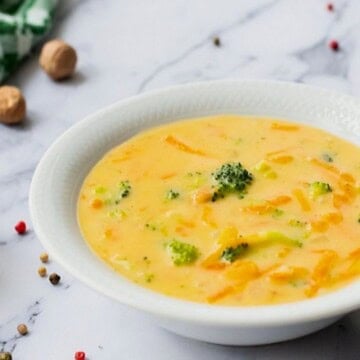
[{"xmin": 78, "ymin": 115, "xmax": 360, "ymax": 306}]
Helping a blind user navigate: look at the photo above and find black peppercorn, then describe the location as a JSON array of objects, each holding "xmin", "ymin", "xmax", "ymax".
[
  {"xmin": 49, "ymin": 273, "xmax": 61, "ymax": 285},
  {"xmin": 213, "ymin": 36, "xmax": 221, "ymax": 47}
]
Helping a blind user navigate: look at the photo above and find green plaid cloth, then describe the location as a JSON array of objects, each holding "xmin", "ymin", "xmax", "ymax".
[
  {"xmin": 0, "ymin": 0, "xmax": 57, "ymax": 82},
  {"xmin": 0, "ymin": 0, "xmax": 23, "ymax": 12}
]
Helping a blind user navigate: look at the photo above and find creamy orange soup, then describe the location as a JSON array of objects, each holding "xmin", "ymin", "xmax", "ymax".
[{"xmin": 78, "ymin": 115, "xmax": 360, "ymax": 306}]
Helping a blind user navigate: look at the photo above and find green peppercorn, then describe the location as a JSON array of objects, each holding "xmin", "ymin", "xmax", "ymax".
[{"xmin": 0, "ymin": 352, "xmax": 12, "ymax": 360}]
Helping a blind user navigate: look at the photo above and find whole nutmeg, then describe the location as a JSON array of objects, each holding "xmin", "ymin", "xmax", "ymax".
[
  {"xmin": 0, "ymin": 86, "xmax": 26, "ymax": 124},
  {"xmin": 0, "ymin": 352, "xmax": 12, "ymax": 360},
  {"xmin": 39, "ymin": 39, "xmax": 77, "ymax": 80}
]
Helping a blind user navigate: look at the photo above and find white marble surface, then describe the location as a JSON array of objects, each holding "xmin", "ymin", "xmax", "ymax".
[{"xmin": 1, "ymin": 0, "xmax": 360, "ymax": 358}]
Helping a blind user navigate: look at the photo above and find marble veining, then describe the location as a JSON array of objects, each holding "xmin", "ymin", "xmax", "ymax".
[
  {"xmin": 1, "ymin": 299, "xmax": 42, "ymax": 354},
  {"xmin": 1, "ymin": 0, "xmax": 360, "ymax": 358}
]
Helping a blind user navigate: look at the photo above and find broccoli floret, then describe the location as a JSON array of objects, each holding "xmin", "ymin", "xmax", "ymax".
[
  {"xmin": 167, "ymin": 239, "xmax": 199, "ymax": 266},
  {"xmin": 309, "ymin": 181, "xmax": 332, "ymax": 198},
  {"xmin": 212, "ymin": 162, "xmax": 254, "ymax": 201},
  {"xmin": 145, "ymin": 223, "xmax": 157, "ymax": 231},
  {"xmin": 167, "ymin": 189, "xmax": 180, "ymax": 200},
  {"xmin": 288, "ymin": 219, "xmax": 307, "ymax": 228},
  {"xmin": 119, "ymin": 180, "xmax": 131, "ymax": 198},
  {"xmin": 272, "ymin": 208, "xmax": 284, "ymax": 218},
  {"xmin": 221, "ymin": 243, "xmax": 249, "ymax": 263},
  {"xmin": 144, "ymin": 273, "xmax": 155, "ymax": 283},
  {"xmin": 322, "ymin": 153, "xmax": 334, "ymax": 163},
  {"xmin": 114, "ymin": 181, "xmax": 131, "ymax": 204}
]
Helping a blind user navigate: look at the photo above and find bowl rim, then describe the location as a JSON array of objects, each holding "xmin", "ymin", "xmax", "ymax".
[{"xmin": 29, "ymin": 79, "xmax": 360, "ymax": 326}]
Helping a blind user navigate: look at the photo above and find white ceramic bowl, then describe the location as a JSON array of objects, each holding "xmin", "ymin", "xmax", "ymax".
[{"xmin": 30, "ymin": 80, "xmax": 360, "ymax": 345}]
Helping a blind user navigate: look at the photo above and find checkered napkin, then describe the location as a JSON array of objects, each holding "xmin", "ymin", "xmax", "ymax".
[{"xmin": 0, "ymin": 0, "xmax": 57, "ymax": 82}]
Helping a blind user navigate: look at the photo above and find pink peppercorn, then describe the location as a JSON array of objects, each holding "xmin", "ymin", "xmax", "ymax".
[
  {"xmin": 75, "ymin": 351, "xmax": 85, "ymax": 360},
  {"xmin": 14, "ymin": 221, "xmax": 27, "ymax": 235},
  {"xmin": 326, "ymin": 3, "xmax": 334, "ymax": 12},
  {"xmin": 329, "ymin": 40, "xmax": 339, "ymax": 51}
]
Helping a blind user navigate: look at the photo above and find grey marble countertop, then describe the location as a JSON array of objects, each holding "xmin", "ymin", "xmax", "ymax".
[{"xmin": 1, "ymin": 0, "xmax": 360, "ymax": 359}]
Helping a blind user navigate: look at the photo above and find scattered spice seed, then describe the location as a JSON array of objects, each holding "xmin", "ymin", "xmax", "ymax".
[
  {"xmin": 75, "ymin": 351, "xmax": 86, "ymax": 360},
  {"xmin": 14, "ymin": 220, "xmax": 27, "ymax": 235},
  {"xmin": 329, "ymin": 39, "xmax": 339, "ymax": 51},
  {"xmin": 39, "ymin": 252, "xmax": 49, "ymax": 263},
  {"xmin": 326, "ymin": 3, "xmax": 334, "ymax": 11},
  {"xmin": 213, "ymin": 36, "xmax": 221, "ymax": 47},
  {"xmin": 49, "ymin": 273, "xmax": 61, "ymax": 285},
  {"xmin": 0, "ymin": 352, "xmax": 12, "ymax": 360},
  {"xmin": 38, "ymin": 266, "xmax": 47, "ymax": 277},
  {"xmin": 17, "ymin": 323, "xmax": 28, "ymax": 336}
]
